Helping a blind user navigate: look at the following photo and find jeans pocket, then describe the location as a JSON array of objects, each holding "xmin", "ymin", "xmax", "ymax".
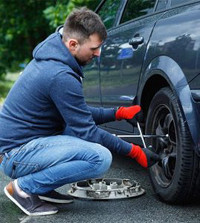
[{"xmin": 10, "ymin": 161, "xmax": 40, "ymax": 179}]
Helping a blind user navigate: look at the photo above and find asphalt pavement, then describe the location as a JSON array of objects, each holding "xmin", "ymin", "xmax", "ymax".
[{"xmin": 1, "ymin": 153, "xmax": 200, "ymax": 223}]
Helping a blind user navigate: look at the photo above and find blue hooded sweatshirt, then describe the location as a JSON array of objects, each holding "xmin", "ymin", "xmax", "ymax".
[{"xmin": 0, "ymin": 32, "xmax": 131, "ymax": 155}]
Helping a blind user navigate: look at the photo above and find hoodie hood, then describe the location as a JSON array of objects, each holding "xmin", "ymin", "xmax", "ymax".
[{"xmin": 33, "ymin": 32, "xmax": 84, "ymax": 78}]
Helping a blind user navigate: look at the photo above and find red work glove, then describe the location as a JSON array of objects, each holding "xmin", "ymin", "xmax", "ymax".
[
  {"xmin": 127, "ymin": 144, "xmax": 160, "ymax": 168},
  {"xmin": 115, "ymin": 105, "xmax": 141, "ymax": 120}
]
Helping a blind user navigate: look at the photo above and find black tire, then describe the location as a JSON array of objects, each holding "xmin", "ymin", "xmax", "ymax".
[{"xmin": 145, "ymin": 87, "xmax": 199, "ymax": 204}]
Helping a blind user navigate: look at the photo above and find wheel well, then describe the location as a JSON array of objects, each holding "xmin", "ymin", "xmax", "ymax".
[{"xmin": 141, "ymin": 75, "xmax": 169, "ymax": 120}]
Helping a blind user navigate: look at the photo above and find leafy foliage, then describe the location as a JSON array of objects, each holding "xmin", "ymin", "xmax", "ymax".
[
  {"xmin": 44, "ymin": 0, "xmax": 101, "ymax": 29},
  {"xmin": 0, "ymin": 0, "xmax": 101, "ymax": 78},
  {"xmin": 0, "ymin": 0, "xmax": 52, "ymax": 76}
]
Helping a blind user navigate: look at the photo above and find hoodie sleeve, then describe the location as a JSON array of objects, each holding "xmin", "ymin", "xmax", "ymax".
[
  {"xmin": 87, "ymin": 106, "xmax": 116, "ymax": 125},
  {"xmin": 49, "ymin": 71, "xmax": 132, "ymax": 155}
]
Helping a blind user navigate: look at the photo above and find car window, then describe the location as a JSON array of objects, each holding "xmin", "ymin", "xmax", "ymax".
[
  {"xmin": 171, "ymin": 0, "xmax": 193, "ymax": 6},
  {"xmin": 120, "ymin": 0, "xmax": 156, "ymax": 24},
  {"xmin": 97, "ymin": 0, "xmax": 121, "ymax": 29}
]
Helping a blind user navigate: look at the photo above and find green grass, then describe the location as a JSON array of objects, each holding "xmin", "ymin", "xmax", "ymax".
[{"xmin": 0, "ymin": 71, "xmax": 20, "ymax": 104}]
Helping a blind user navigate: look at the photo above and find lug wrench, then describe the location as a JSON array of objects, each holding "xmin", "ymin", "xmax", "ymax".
[
  {"xmin": 137, "ymin": 121, "xmax": 147, "ymax": 148},
  {"xmin": 113, "ymin": 123, "xmax": 168, "ymax": 148},
  {"xmin": 115, "ymin": 134, "xmax": 167, "ymax": 138}
]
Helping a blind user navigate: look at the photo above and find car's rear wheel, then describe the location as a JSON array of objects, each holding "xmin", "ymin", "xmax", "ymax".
[{"xmin": 145, "ymin": 87, "xmax": 200, "ymax": 204}]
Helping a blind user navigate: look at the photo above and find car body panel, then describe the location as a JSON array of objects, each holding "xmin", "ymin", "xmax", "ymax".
[
  {"xmin": 139, "ymin": 55, "xmax": 200, "ymax": 154},
  {"xmin": 140, "ymin": 1, "xmax": 200, "ymax": 153},
  {"xmin": 82, "ymin": 58, "xmax": 101, "ymax": 107}
]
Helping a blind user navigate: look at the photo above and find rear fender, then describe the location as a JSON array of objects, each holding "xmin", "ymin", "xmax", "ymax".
[{"xmin": 140, "ymin": 56, "xmax": 200, "ymax": 155}]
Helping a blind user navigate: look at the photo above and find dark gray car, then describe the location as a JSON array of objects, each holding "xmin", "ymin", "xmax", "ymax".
[{"xmin": 83, "ymin": 0, "xmax": 200, "ymax": 204}]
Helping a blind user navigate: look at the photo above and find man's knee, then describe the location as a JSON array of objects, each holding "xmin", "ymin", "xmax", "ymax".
[{"xmin": 92, "ymin": 145, "xmax": 112, "ymax": 177}]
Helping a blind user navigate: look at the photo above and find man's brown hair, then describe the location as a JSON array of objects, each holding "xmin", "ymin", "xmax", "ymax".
[{"xmin": 62, "ymin": 7, "xmax": 107, "ymax": 44}]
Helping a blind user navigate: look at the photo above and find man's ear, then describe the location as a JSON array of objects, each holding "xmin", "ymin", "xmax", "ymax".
[{"xmin": 65, "ymin": 39, "xmax": 79, "ymax": 55}]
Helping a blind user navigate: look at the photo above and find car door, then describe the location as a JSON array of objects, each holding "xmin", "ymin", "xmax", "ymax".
[{"xmin": 98, "ymin": 0, "xmax": 160, "ymax": 132}]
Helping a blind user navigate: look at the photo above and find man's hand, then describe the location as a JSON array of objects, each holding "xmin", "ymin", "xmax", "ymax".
[
  {"xmin": 115, "ymin": 105, "xmax": 141, "ymax": 120},
  {"xmin": 127, "ymin": 144, "xmax": 161, "ymax": 168},
  {"xmin": 126, "ymin": 109, "xmax": 143, "ymax": 126}
]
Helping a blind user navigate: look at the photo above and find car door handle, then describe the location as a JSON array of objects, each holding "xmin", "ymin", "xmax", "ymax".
[
  {"xmin": 129, "ymin": 36, "xmax": 144, "ymax": 47},
  {"xmin": 119, "ymin": 95, "xmax": 134, "ymax": 101}
]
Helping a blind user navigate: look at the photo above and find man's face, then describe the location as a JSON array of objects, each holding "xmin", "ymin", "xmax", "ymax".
[{"xmin": 74, "ymin": 33, "xmax": 103, "ymax": 66}]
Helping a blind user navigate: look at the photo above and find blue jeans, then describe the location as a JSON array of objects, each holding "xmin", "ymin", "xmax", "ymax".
[{"xmin": 0, "ymin": 135, "xmax": 112, "ymax": 194}]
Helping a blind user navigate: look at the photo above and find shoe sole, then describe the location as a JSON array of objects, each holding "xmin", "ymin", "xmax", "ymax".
[
  {"xmin": 4, "ymin": 186, "xmax": 58, "ymax": 216},
  {"xmin": 39, "ymin": 195, "xmax": 74, "ymax": 204}
]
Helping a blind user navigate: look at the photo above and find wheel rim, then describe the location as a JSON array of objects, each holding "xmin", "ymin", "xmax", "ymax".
[{"xmin": 149, "ymin": 105, "xmax": 177, "ymax": 187}]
